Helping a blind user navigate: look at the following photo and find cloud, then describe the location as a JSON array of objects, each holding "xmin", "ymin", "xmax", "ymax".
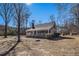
[{"xmin": 26, "ymin": 3, "xmax": 32, "ymax": 6}]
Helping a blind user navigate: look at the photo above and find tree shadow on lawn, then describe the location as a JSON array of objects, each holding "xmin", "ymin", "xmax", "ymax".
[
  {"xmin": 49, "ymin": 36, "xmax": 75, "ymax": 41},
  {"xmin": 0, "ymin": 41, "xmax": 20, "ymax": 56}
]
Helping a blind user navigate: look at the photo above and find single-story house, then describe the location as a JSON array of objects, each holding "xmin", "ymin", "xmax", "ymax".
[{"xmin": 26, "ymin": 22, "xmax": 57, "ymax": 38}]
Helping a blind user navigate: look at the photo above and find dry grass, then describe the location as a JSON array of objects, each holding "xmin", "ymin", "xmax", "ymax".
[
  {"xmin": 0, "ymin": 35, "xmax": 79, "ymax": 56},
  {"xmin": 0, "ymin": 36, "xmax": 17, "ymax": 54}
]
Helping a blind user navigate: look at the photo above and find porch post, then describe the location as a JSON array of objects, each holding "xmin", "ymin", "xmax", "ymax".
[{"xmin": 48, "ymin": 30, "xmax": 50, "ymax": 34}]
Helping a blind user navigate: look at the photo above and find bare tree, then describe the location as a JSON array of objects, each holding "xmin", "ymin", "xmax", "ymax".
[
  {"xmin": 56, "ymin": 4, "xmax": 64, "ymax": 25},
  {"xmin": 56, "ymin": 3, "xmax": 70, "ymax": 26},
  {"xmin": 49, "ymin": 15, "xmax": 57, "ymax": 32},
  {"xmin": 50, "ymin": 14, "xmax": 56, "ymax": 26},
  {"xmin": 50, "ymin": 15, "xmax": 55, "ymax": 23},
  {"xmin": 71, "ymin": 4, "xmax": 79, "ymax": 27},
  {"xmin": 0, "ymin": 3, "xmax": 13, "ymax": 38},
  {"xmin": 13, "ymin": 3, "xmax": 30, "ymax": 42},
  {"xmin": 56, "ymin": 4, "xmax": 73, "ymax": 35}
]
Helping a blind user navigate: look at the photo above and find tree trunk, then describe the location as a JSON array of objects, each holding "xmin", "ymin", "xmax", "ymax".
[
  {"xmin": 4, "ymin": 21, "xmax": 7, "ymax": 38},
  {"xmin": 17, "ymin": 16, "xmax": 21, "ymax": 42}
]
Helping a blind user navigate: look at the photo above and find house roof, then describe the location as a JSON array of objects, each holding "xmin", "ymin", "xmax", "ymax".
[{"xmin": 26, "ymin": 22, "xmax": 55, "ymax": 31}]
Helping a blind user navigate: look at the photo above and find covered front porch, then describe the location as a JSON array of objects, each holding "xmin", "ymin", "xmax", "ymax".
[{"xmin": 26, "ymin": 29, "xmax": 52, "ymax": 38}]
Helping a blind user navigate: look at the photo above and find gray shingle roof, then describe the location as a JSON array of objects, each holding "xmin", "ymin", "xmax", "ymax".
[{"xmin": 26, "ymin": 22, "xmax": 55, "ymax": 31}]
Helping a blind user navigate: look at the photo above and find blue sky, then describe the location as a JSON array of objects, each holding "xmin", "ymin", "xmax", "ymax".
[
  {"xmin": 28, "ymin": 3, "xmax": 58, "ymax": 26},
  {"xmin": 0, "ymin": 3, "xmax": 67, "ymax": 27}
]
